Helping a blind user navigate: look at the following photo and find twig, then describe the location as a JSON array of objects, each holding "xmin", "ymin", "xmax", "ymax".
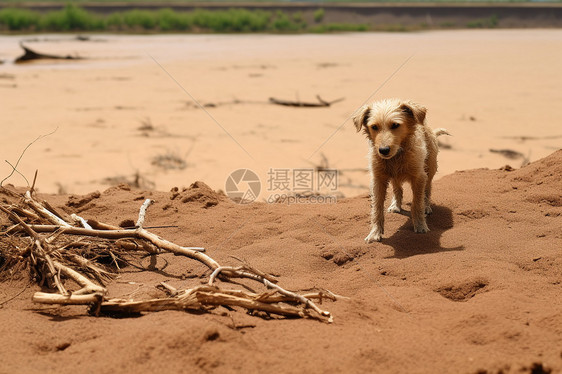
[
  {"xmin": 0, "ymin": 281, "xmax": 31, "ymax": 308},
  {"xmin": 230, "ymin": 255, "xmax": 278, "ymax": 284},
  {"xmin": 0, "ymin": 205, "xmax": 66, "ymax": 295},
  {"xmin": 52, "ymin": 261, "xmax": 106, "ymax": 295},
  {"xmin": 1, "ymin": 127, "xmax": 58, "ymax": 188},
  {"xmin": 209, "ymin": 266, "xmax": 332, "ymax": 322},
  {"xmin": 30, "ymin": 170, "xmax": 38, "ymax": 195},
  {"xmin": 158, "ymin": 282, "xmax": 178, "ymax": 296},
  {"xmin": 21, "ymin": 225, "xmax": 210, "ymax": 261},
  {"xmin": 33, "ymin": 292, "xmax": 103, "ymax": 305},
  {"xmin": 1, "ymin": 190, "xmax": 336, "ymax": 322},
  {"xmin": 24, "ymin": 191, "xmax": 71, "ymax": 227},
  {"xmin": 136, "ymin": 199, "xmax": 153, "ymax": 228},
  {"xmin": 269, "ymin": 95, "xmax": 344, "ymax": 108},
  {"xmin": 71, "ymin": 214, "xmax": 93, "ymax": 229}
]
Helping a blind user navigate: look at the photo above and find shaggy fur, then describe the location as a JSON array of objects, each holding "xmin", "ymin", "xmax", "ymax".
[{"xmin": 354, "ymin": 99, "xmax": 449, "ymax": 243}]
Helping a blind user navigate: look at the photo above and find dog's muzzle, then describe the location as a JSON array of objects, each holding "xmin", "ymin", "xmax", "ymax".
[{"xmin": 378, "ymin": 146, "xmax": 391, "ymax": 156}]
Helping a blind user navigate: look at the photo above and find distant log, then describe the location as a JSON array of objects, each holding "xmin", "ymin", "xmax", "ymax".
[
  {"xmin": 269, "ymin": 95, "xmax": 344, "ymax": 108},
  {"xmin": 15, "ymin": 44, "xmax": 82, "ymax": 64}
]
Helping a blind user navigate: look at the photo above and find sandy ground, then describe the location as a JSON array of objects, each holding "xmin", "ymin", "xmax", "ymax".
[
  {"xmin": 0, "ymin": 150, "xmax": 561, "ymax": 374},
  {"xmin": 0, "ymin": 31, "xmax": 561, "ymax": 374},
  {"xmin": 1, "ymin": 30, "xmax": 561, "ymax": 198}
]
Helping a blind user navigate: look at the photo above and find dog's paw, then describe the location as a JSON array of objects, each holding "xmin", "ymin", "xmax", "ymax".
[
  {"xmin": 425, "ymin": 205, "xmax": 433, "ymax": 215},
  {"xmin": 413, "ymin": 222, "xmax": 430, "ymax": 234},
  {"xmin": 388, "ymin": 204, "xmax": 402, "ymax": 213},
  {"xmin": 365, "ymin": 228, "xmax": 383, "ymax": 243}
]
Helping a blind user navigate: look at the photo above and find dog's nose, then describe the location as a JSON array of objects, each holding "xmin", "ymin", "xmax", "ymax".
[{"xmin": 379, "ymin": 146, "xmax": 391, "ymax": 156}]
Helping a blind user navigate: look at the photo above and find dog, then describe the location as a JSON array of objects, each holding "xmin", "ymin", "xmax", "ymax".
[{"xmin": 353, "ymin": 99, "xmax": 449, "ymax": 243}]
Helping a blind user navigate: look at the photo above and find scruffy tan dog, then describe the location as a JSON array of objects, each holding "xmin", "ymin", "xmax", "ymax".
[{"xmin": 354, "ymin": 99, "xmax": 449, "ymax": 243}]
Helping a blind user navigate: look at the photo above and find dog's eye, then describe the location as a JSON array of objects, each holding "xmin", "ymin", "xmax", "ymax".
[
  {"xmin": 391, "ymin": 123, "xmax": 400, "ymax": 129},
  {"xmin": 371, "ymin": 125, "xmax": 378, "ymax": 131}
]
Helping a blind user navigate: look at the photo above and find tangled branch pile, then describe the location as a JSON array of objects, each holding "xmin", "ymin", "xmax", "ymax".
[{"xmin": 0, "ymin": 185, "xmax": 335, "ymax": 322}]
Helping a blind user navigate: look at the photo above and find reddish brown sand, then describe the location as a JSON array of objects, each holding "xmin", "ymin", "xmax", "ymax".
[{"xmin": 1, "ymin": 150, "xmax": 561, "ymax": 374}]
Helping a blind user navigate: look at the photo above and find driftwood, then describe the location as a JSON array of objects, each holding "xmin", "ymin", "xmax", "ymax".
[
  {"xmin": 15, "ymin": 44, "xmax": 83, "ymax": 64},
  {"xmin": 0, "ymin": 186, "xmax": 335, "ymax": 322},
  {"xmin": 269, "ymin": 95, "xmax": 344, "ymax": 108}
]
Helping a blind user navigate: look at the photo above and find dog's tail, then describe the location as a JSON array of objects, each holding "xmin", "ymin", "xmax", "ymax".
[{"xmin": 433, "ymin": 128, "xmax": 451, "ymax": 137}]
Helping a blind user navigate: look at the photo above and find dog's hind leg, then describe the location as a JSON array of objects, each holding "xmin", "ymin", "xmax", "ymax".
[
  {"xmin": 425, "ymin": 155, "xmax": 438, "ymax": 215},
  {"xmin": 388, "ymin": 179, "xmax": 403, "ymax": 213},
  {"xmin": 424, "ymin": 181, "xmax": 433, "ymax": 215},
  {"xmin": 411, "ymin": 174, "xmax": 430, "ymax": 233}
]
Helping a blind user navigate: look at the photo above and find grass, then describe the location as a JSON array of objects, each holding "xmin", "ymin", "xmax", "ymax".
[
  {"xmin": 467, "ymin": 14, "xmax": 499, "ymax": 28},
  {"xmin": 1, "ymin": 0, "xmax": 558, "ymax": 3},
  {"xmin": 310, "ymin": 23, "xmax": 368, "ymax": 33},
  {"xmin": 0, "ymin": 4, "xmax": 370, "ymax": 33}
]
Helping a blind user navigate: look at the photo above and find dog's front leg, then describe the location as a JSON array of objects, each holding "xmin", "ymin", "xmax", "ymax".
[
  {"xmin": 388, "ymin": 179, "xmax": 403, "ymax": 213},
  {"xmin": 411, "ymin": 174, "xmax": 429, "ymax": 233},
  {"xmin": 365, "ymin": 177, "xmax": 389, "ymax": 243}
]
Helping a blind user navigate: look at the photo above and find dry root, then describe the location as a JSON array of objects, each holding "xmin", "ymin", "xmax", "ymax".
[{"xmin": 0, "ymin": 186, "xmax": 335, "ymax": 322}]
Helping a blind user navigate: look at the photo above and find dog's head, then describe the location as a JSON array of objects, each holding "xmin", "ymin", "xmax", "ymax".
[{"xmin": 353, "ymin": 99, "xmax": 427, "ymax": 160}]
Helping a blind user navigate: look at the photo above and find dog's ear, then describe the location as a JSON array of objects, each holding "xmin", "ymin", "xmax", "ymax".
[
  {"xmin": 352, "ymin": 105, "xmax": 371, "ymax": 132},
  {"xmin": 400, "ymin": 101, "xmax": 427, "ymax": 124}
]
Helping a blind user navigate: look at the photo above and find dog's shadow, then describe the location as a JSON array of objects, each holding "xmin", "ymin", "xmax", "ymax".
[{"xmin": 384, "ymin": 204, "xmax": 464, "ymax": 258}]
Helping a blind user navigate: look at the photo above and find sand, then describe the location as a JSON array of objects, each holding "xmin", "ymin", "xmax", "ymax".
[
  {"xmin": 0, "ymin": 30, "xmax": 561, "ymax": 374},
  {"xmin": 1, "ymin": 30, "xmax": 561, "ymax": 197},
  {"xmin": 0, "ymin": 150, "xmax": 560, "ymax": 373}
]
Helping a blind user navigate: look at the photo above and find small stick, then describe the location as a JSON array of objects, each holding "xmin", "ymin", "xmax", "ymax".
[
  {"xmin": 30, "ymin": 170, "xmax": 38, "ymax": 194},
  {"xmin": 230, "ymin": 255, "xmax": 278, "ymax": 284},
  {"xmin": 42, "ymin": 200, "xmax": 71, "ymax": 224},
  {"xmin": 208, "ymin": 266, "xmax": 243, "ymax": 286},
  {"xmin": 0, "ymin": 205, "xmax": 66, "ymax": 295},
  {"xmin": 71, "ymin": 214, "xmax": 93, "ymax": 229},
  {"xmin": 52, "ymin": 261, "xmax": 106, "ymax": 295},
  {"xmin": 86, "ymin": 219, "xmax": 122, "ymax": 230},
  {"xmin": 158, "ymin": 282, "xmax": 178, "ymax": 296},
  {"xmin": 24, "ymin": 191, "xmax": 71, "ymax": 227},
  {"xmin": 136, "ymin": 199, "xmax": 153, "ymax": 228},
  {"xmin": 208, "ymin": 266, "xmax": 332, "ymax": 321},
  {"xmin": 66, "ymin": 253, "xmax": 112, "ymax": 278},
  {"xmin": 33, "ymin": 292, "xmax": 103, "ymax": 305},
  {"xmin": 21, "ymin": 225, "xmax": 210, "ymax": 264},
  {"xmin": 10, "ymin": 206, "xmax": 41, "ymax": 221}
]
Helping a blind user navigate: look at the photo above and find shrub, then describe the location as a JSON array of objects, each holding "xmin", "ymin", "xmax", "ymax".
[
  {"xmin": 0, "ymin": 8, "xmax": 40, "ymax": 31},
  {"xmin": 192, "ymin": 9, "xmax": 270, "ymax": 32},
  {"xmin": 122, "ymin": 10, "xmax": 157, "ymax": 30},
  {"xmin": 314, "ymin": 8, "xmax": 325, "ymax": 23},
  {"xmin": 40, "ymin": 4, "xmax": 104, "ymax": 31},
  {"xmin": 467, "ymin": 15, "xmax": 499, "ymax": 28},
  {"xmin": 0, "ymin": 5, "xmax": 372, "ymax": 34},
  {"xmin": 157, "ymin": 8, "xmax": 192, "ymax": 31},
  {"xmin": 311, "ymin": 23, "xmax": 368, "ymax": 33},
  {"xmin": 271, "ymin": 10, "xmax": 301, "ymax": 32}
]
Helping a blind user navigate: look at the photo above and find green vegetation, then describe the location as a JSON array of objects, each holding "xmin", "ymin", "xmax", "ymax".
[
  {"xmin": 467, "ymin": 14, "xmax": 499, "ymax": 28},
  {"xmin": 313, "ymin": 8, "xmax": 325, "ymax": 23},
  {"xmin": 0, "ymin": 7, "xmax": 39, "ymax": 30},
  {"xmin": 310, "ymin": 23, "xmax": 368, "ymax": 33},
  {"xmin": 0, "ymin": 4, "xmax": 367, "ymax": 33},
  {"xmin": 1, "ymin": 0, "xmax": 558, "ymax": 3}
]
